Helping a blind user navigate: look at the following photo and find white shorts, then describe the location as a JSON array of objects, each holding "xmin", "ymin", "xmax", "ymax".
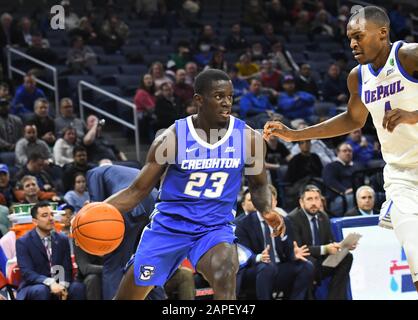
[{"xmin": 383, "ymin": 165, "xmax": 418, "ymax": 283}]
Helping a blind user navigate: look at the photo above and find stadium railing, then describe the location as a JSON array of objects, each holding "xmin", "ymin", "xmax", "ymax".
[
  {"xmin": 78, "ymin": 81, "xmax": 141, "ymax": 162},
  {"xmin": 6, "ymin": 46, "xmax": 60, "ymax": 115}
]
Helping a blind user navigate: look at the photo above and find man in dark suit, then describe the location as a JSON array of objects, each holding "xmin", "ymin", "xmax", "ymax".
[
  {"xmin": 16, "ymin": 201, "xmax": 85, "ymax": 300},
  {"xmin": 235, "ymin": 185, "xmax": 314, "ymax": 300},
  {"xmin": 345, "ymin": 185, "xmax": 378, "ymax": 217},
  {"xmin": 289, "ymin": 185, "xmax": 354, "ymax": 300},
  {"xmin": 86, "ymin": 163, "xmax": 158, "ymax": 300}
]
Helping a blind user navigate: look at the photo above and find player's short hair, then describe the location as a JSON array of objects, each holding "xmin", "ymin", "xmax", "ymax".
[
  {"xmin": 194, "ymin": 69, "xmax": 231, "ymax": 96},
  {"xmin": 31, "ymin": 200, "xmax": 51, "ymax": 218},
  {"xmin": 349, "ymin": 5, "xmax": 390, "ymax": 28}
]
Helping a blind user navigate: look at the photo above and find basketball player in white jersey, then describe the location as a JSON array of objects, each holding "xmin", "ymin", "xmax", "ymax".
[{"xmin": 264, "ymin": 5, "xmax": 418, "ymax": 292}]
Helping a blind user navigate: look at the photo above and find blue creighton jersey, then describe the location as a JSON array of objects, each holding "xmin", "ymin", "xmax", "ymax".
[{"xmin": 156, "ymin": 115, "xmax": 246, "ymax": 227}]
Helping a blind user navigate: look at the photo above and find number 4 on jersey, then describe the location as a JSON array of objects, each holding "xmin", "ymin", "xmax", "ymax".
[{"xmin": 385, "ymin": 101, "xmax": 392, "ymax": 112}]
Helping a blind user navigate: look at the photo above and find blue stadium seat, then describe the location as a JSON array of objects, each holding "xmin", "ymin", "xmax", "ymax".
[
  {"xmin": 149, "ymin": 44, "xmax": 174, "ymax": 54},
  {"xmin": 66, "ymin": 75, "xmax": 98, "ymax": 92},
  {"xmin": 288, "ymin": 33, "xmax": 310, "ymax": 44},
  {"xmin": 91, "ymin": 65, "xmax": 120, "ymax": 78},
  {"xmin": 285, "ymin": 43, "xmax": 306, "ymax": 52},
  {"xmin": 319, "ymin": 42, "xmax": 343, "ymax": 52},
  {"xmin": 99, "ymin": 54, "xmax": 128, "ymax": 65},
  {"xmin": 120, "ymin": 64, "xmax": 148, "ymax": 75},
  {"xmin": 305, "ymin": 51, "xmax": 332, "ymax": 61},
  {"xmin": 114, "ymin": 75, "xmax": 139, "ymax": 92},
  {"xmin": 142, "ymin": 53, "xmax": 169, "ymax": 65}
]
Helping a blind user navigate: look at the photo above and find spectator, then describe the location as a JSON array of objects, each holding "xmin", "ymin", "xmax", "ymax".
[
  {"xmin": 322, "ymin": 143, "xmax": 363, "ymax": 216},
  {"xmin": 290, "ymin": 121, "xmax": 336, "ymax": 167},
  {"xmin": 16, "ymin": 201, "xmax": 85, "ymax": 300},
  {"xmin": 249, "ymin": 42, "xmax": 266, "ymax": 64},
  {"xmin": 322, "ymin": 63, "xmax": 348, "ymax": 106},
  {"xmin": 0, "ymin": 98, "xmax": 23, "ymax": 157},
  {"xmin": 277, "ymin": 75, "xmax": 316, "ymax": 123},
  {"xmin": 196, "ymin": 24, "xmax": 218, "ymax": 53},
  {"xmin": 169, "ymin": 41, "xmax": 192, "ymax": 69},
  {"xmin": 182, "ymin": 0, "xmax": 200, "ymax": 27},
  {"xmin": 26, "ymin": 98, "xmax": 56, "ymax": 148},
  {"xmin": 0, "ymin": 13, "xmax": 18, "ymax": 75},
  {"xmin": 289, "ymin": 185, "xmax": 355, "ymax": 300},
  {"xmin": 150, "ymin": 61, "xmax": 173, "ymax": 91},
  {"xmin": 134, "ymin": 74, "xmax": 156, "ymax": 113},
  {"xmin": 66, "ymin": 36, "xmax": 97, "ymax": 74},
  {"xmin": 183, "ymin": 99, "xmax": 197, "ymax": 116},
  {"xmin": 261, "ymin": 23, "xmax": 280, "ymax": 51},
  {"xmin": 64, "ymin": 172, "xmax": 90, "ymax": 213},
  {"xmin": 267, "ymin": 0, "xmax": 289, "ymax": 32},
  {"xmin": 101, "ymin": 14, "xmax": 129, "ymax": 53},
  {"xmin": 269, "ymin": 42, "xmax": 295, "ymax": 74},
  {"xmin": 74, "ymin": 241, "xmax": 103, "ymax": 300},
  {"xmin": 62, "ymin": 145, "xmax": 95, "ymax": 193},
  {"xmin": 62, "ymin": 0, "xmax": 80, "ymax": 31},
  {"xmin": 55, "ymin": 98, "xmax": 86, "ymax": 141},
  {"xmin": 345, "ymin": 129, "xmax": 376, "ymax": 166},
  {"xmin": 59, "ymin": 202, "xmax": 74, "ymax": 238},
  {"xmin": 295, "ymin": 63, "xmax": 319, "ymax": 98},
  {"xmin": 345, "ymin": 185, "xmax": 378, "ymax": 217},
  {"xmin": 53, "ymin": 126, "xmax": 77, "ymax": 167},
  {"xmin": 135, "ymin": 0, "xmax": 160, "ymax": 18},
  {"xmin": 15, "ymin": 124, "xmax": 52, "ymax": 166},
  {"xmin": 259, "ymin": 59, "xmax": 282, "ymax": 92},
  {"xmin": 285, "ymin": 140, "xmax": 323, "ymax": 184},
  {"xmin": 173, "ymin": 69, "xmax": 194, "ymax": 105},
  {"xmin": 69, "ymin": 14, "xmax": 100, "ymax": 46},
  {"xmin": 0, "ymin": 13, "xmax": 18, "ymax": 47},
  {"xmin": 228, "ymin": 66, "xmax": 249, "ymax": 102},
  {"xmin": 184, "ymin": 62, "xmax": 198, "ymax": 86},
  {"xmin": 26, "ymin": 32, "xmax": 57, "ymax": 64},
  {"xmin": 235, "ymin": 53, "xmax": 260, "ymax": 80},
  {"xmin": 15, "ymin": 175, "xmax": 60, "ymax": 204},
  {"xmin": 311, "ymin": 9, "xmax": 335, "ymax": 37},
  {"xmin": 83, "ymin": 115, "xmax": 127, "ymax": 163},
  {"xmin": 154, "ymin": 82, "xmax": 184, "ymax": 131},
  {"xmin": 239, "ymin": 78, "xmax": 273, "ymax": 121},
  {"xmin": 240, "ymin": 188, "xmax": 257, "ymax": 217},
  {"xmin": 235, "ymin": 184, "xmax": 313, "ymax": 300},
  {"xmin": 16, "ymin": 150, "xmax": 54, "ymax": 188},
  {"xmin": 294, "ymin": 10, "xmax": 312, "ymax": 34},
  {"xmin": 134, "ymin": 73, "xmax": 157, "ymax": 144},
  {"xmin": 243, "ymin": 0, "xmax": 268, "ymax": 33},
  {"xmin": 15, "ymin": 17, "xmax": 35, "ymax": 47},
  {"xmin": 0, "ymin": 163, "xmax": 16, "ymax": 207},
  {"xmin": 224, "ymin": 23, "xmax": 249, "ymax": 52},
  {"xmin": 11, "ymin": 74, "xmax": 46, "ymax": 115},
  {"xmin": 0, "ymin": 82, "xmax": 11, "ymax": 100},
  {"xmin": 204, "ymin": 50, "xmax": 228, "ymax": 72}
]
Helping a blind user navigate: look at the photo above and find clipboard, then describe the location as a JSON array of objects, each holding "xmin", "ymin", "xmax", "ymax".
[{"xmin": 322, "ymin": 233, "xmax": 362, "ymax": 268}]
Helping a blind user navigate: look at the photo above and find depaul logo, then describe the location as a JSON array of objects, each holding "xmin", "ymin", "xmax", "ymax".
[{"xmin": 389, "ymin": 248, "xmax": 415, "ymax": 293}]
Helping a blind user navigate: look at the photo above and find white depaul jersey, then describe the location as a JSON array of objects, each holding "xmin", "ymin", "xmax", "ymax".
[{"xmin": 359, "ymin": 40, "xmax": 418, "ymax": 168}]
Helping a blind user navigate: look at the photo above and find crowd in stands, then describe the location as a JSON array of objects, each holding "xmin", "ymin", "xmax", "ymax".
[{"xmin": 0, "ymin": 0, "xmax": 417, "ymax": 300}]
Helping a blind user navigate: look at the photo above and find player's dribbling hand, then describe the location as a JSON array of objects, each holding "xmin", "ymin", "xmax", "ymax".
[
  {"xmin": 263, "ymin": 210, "xmax": 286, "ymax": 238},
  {"xmin": 382, "ymin": 109, "xmax": 418, "ymax": 132},
  {"xmin": 263, "ymin": 121, "xmax": 295, "ymax": 142}
]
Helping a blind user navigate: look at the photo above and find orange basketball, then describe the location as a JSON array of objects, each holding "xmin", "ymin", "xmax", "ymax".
[{"xmin": 72, "ymin": 202, "xmax": 125, "ymax": 256}]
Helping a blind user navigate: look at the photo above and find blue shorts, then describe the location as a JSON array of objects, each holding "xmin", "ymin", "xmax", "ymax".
[{"xmin": 131, "ymin": 211, "xmax": 236, "ymax": 287}]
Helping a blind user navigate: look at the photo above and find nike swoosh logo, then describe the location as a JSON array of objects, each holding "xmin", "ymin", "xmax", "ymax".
[{"xmin": 186, "ymin": 147, "xmax": 198, "ymax": 153}]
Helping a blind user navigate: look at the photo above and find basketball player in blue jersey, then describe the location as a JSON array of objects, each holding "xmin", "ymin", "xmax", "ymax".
[
  {"xmin": 103, "ymin": 69, "xmax": 285, "ymax": 299},
  {"xmin": 264, "ymin": 6, "xmax": 418, "ymax": 292}
]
